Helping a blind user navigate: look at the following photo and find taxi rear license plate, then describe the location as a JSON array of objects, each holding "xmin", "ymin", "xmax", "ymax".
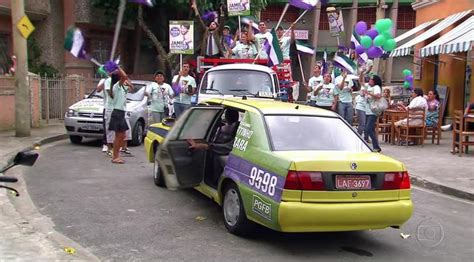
[
  {"xmin": 335, "ymin": 175, "xmax": 371, "ymax": 190},
  {"xmin": 82, "ymin": 125, "xmax": 101, "ymax": 131}
]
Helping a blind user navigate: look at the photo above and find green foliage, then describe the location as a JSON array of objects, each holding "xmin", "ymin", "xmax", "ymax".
[{"xmin": 27, "ymin": 37, "xmax": 58, "ymax": 77}]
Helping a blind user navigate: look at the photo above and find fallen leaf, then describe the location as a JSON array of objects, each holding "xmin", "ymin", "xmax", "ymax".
[
  {"xmin": 195, "ymin": 216, "xmax": 206, "ymax": 221},
  {"xmin": 64, "ymin": 247, "xmax": 76, "ymax": 254},
  {"xmin": 400, "ymin": 233, "xmax": 411, "ymax": 239}
]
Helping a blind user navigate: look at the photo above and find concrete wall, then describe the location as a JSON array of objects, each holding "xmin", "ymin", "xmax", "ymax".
[
  {"xmin": 0, "ymin": 75, "xmax": 41, "ymax": 130},
  {"xmin": 414, "ymin": 0, "xmax": 474, "ymax": 117}
]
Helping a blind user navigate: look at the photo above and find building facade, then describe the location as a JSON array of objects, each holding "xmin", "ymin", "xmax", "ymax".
[
  {"xmin": 411, "ymin": 0, "xmax": 473, "ymax": 117},
  {"xmin": 0, "ymin": 0, "xmax": 135, "ymax": 77}
]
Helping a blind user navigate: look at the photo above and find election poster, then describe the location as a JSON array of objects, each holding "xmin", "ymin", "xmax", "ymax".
[
  {"xmin": 227, "ymin": 0, "xmax": 251, "ymax": 17},
  {"xmin": 327, "ymin": 9, "xmax": 344, "ymax": 36},
  {"xmin": 169, "ymin": 20, "xmax": 194, "ymax": 54}
]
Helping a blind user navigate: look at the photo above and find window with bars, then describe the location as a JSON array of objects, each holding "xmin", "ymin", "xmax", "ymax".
[
  {"xmin": 90, "ymin": 39, "xmax": 112, "ymax": 64},
  {"xmin": 319, "ymin": 8, "xmax": 329, "ymax": 30},
  {"xmin": 0, "ymin": 33, "xmax": 10, "ymax": 75},
  {"xmin": 357, "ymin": 7, "xmax": 377, "ymax": 26},
  {"xmin": 397, "ymin": 6, "xmax": 416, "ymax": 29},
  {"xmin": 261, "ymin": 5, "xmax": 299, "ymax": 23}
]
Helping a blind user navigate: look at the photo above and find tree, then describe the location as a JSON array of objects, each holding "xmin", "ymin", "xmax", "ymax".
[{"xmin": 91, "ymin": 0, "xmax": 275, "ymax": 76}]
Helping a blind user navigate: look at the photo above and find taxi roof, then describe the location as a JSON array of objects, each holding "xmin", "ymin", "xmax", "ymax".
[
  {"xmin": 206, "ymin": 98, "xmax": 339, "ymax": 117},
  {"xmin": 206, "ymin": 63, "xmax": 276, "ymax": 74}
]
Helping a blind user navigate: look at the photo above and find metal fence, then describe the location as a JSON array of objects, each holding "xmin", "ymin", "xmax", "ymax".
[{"xmin": 40, "ymin": 76, "xmax": 101, "ymax": 123}]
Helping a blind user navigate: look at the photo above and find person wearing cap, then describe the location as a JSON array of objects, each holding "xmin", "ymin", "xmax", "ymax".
[
  {"xmin": 221, "ymin": 25, "xmax": 235, "ymax": 54},
  {"xmin": 146, "ymin": 70, "xmax": 174, "ymax": 125},
  {"xmin": 192, "ymin": 1, "xmax": 224, "ymax": 58}
]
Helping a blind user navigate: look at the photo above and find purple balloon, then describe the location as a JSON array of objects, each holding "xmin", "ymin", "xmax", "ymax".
[
  {"xmin": 367, "ymin": 46, "xmax": 383, "ymax": 58},
  {"xmin": 406, "ymin": 75, "xmax": 414, "ymax": 82},
  {"xmin": 355, "ymin": 21, "xmax": 368, "ymax": 35},
  {"xmin": 355, "ymin": 45, "xmax": 366, "ymax": 55},
  {"xmin": 366, "ymin": 29, "xmax": 379, "ymax": 40}
]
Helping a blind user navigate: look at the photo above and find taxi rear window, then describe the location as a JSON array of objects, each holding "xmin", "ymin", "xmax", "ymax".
[{"xmin": 265, "ymin": 115, "xmax": 371, "ymax": 152}]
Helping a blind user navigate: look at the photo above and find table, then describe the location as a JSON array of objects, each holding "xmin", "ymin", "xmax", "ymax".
[{"xmin": 382, "ymin": 109, "xmax": 406, "ymax": 145}]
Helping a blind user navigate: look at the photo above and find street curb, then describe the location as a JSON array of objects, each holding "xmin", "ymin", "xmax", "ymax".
[
  {"xmin": 3, "ymin": 134, "xmax": 69, "ymax": 164},
  {"xmin": 1, "ymin": 133, "xmax": 100, "ymax": 261},
  {"xmin": 410, "ymin": 176, "xmax": 474, "ymax": 201}
]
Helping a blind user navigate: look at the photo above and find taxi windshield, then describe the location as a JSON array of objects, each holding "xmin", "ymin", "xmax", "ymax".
[
  {"xmin": 200, "ymin": 70, "xmax": 273, "ymax": 95},
  {"xmin": 265, "ymin": 115, "xmax": 371, "ymax": 152}
]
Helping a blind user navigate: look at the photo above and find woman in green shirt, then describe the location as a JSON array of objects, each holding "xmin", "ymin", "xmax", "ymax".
[{"xmin": 108, "ymin": 69, "xmax": 133, "ymax": 164}]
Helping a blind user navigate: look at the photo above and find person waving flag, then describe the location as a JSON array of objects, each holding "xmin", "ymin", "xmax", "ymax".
[
  {"xmin": 289, "ymin": 0, "xmax": 319, "ymax": 10},
  {"xmin": 263, "ymin": 29, "xmax": 284, "ymax": 66}
]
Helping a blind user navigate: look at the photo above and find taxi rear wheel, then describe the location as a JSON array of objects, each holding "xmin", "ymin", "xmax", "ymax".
[
  {"xmin": 222, "ymin": 183, "xmax": 254, "ymax": 236},
  {"xmin": 153, "ymin": 153, "xmax": 166, "ymax": 187}
]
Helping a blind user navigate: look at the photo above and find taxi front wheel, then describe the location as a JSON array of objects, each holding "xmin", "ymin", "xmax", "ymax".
[{"xmin": 222, "ymin": 183, "xmax": 254, "ymax": 236}]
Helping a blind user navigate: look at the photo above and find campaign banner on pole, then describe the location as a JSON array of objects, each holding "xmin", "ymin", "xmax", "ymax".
[
  {"xmin": 227, "ymin": 0, "xmax": 251, "ymax": 16},
  {"xmin": 327, "ymin": 9, "xmax": 344, "ymax": 36},
  {"xmin": 169, "ymin": 20, "xmax": 194, "ymax": 54}
]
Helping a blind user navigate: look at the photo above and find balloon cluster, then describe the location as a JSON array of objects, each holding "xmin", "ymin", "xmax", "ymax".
[
  {"xmin": 354, "ymin": 19, "xmax": 397, "ymax": 59},
  {"xmin": 402, "ymin": 69, "xmax": 414, "ymax": 90}
]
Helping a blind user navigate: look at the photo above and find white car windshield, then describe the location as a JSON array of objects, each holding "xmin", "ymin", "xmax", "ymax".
[
  {"xmin": 90, "ymin": 84, "xmax": 146, "ymax": 101},
  {"xmin": 200, "ymin": 70, "xmax": 273, "ymax": 96},
  {"xmin": 265, "ymin": 115, "xmax": 371, "ymax": 152}
]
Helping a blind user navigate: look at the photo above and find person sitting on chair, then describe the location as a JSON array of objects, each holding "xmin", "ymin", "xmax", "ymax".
[{"xmin": 187, "ymin": 109, "xmax": 240, "ymax": 186}]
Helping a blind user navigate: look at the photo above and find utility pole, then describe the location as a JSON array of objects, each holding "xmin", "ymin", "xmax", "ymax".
[
  {"xmin": 11, "ymin": 0, "xmax": 30, "ymax": 137},
  {"xmin": 373, "ymin": 0, "xmax": 386, "ymax": 76}
]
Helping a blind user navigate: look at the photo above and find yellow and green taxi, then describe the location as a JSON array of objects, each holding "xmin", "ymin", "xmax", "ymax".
[{"xmin": 144, "ymin": 98, "xmax": 413, "ymax": 235}]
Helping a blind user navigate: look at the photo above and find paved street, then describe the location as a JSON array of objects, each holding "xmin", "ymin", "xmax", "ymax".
[{"xmin": 20, "ymin": 140, "xmax": 474, "ymax": 261}]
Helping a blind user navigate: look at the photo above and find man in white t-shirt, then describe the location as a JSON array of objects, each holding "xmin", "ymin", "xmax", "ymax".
[
  {"xmin": 276, "ymin": 24, "xmax": 295, "ymax": 60},
  {"xmin": 146, "ymin": 70, "xmax": 174, "ymax": 124},
  {"xmin": 306, "ymin": 65, "xmax": 323, "ymax": 106},
  {"xmin": 248, "ymin": 21, "xmax": 271, "ymax": 59},
  {"xmin": 172, "ymin": 62, "xmax": 197, "ymax": 119}
]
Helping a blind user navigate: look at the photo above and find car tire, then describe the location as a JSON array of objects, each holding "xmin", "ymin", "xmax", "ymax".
[
  {"xmin": 222, "ymin": 182, "xmax": 254, "ymax": 236},
  {"xmin": 153, "ymin": 152, "xmax": 166, "ymax": 187},
  {"xmin": 129, "ymin": 120, "xmax": 144, "ymax": 146},
  {"xmin": 69, "ymin": 135, "xmax": 82, "ymax": 144}
]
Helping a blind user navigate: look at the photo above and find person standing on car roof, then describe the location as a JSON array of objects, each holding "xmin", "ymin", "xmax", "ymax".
[
  {"xmin": 107, "ymin": 66, "xmax": 134, "ymax": 164},
  {"xmin": 146, "ymin": 70, "xmax": 174, "ymax": 125},
  {"xmin": 248, "ymin": 20, "xmax": 271, "ymax": 60},
  {"xmin": 172, "ymin": 62, "xmax": 197, "ymax": 119},
  {"xmin": 306, "ymin": 65, "xmax": 323, "ymax": 106}
]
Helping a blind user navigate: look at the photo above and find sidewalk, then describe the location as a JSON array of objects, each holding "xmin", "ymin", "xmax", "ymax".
[
  {"xmin": 380, "ymin": 130, "xmax": 474, "ymax": 200},
  {"xmin": 0, "ymin": 125, "xmax": 472, "ymax": 259},
  {"xmin": 0, "ymin": 125, "xmax": 98, "ymax": 260}
]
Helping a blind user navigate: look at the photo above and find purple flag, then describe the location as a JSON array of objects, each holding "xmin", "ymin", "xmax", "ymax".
[
  {"xmin": 289, "ymin": 0, "xmax": 319, "ymax": 10},
  {"xmin": 128, "ymin": 0, "xmax": 154, "ymax": 7}
]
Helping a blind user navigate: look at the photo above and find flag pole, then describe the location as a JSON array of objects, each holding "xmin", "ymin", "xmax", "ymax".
[
  {"xmin": 281, "ymin": 9, "xmax": 308, "ymax": 39},
  {"xmin": 275, "ymin": 3, "xmax": 289, "ymax": 30},
  {"xmin": 89, "ymin": 58, "xmax": 101, "ymax": 67},
  {"xmin": 180, "ymin": 54, "xmax": 183, "ymax": 71},
  {"xmin": 110, "ymin": 0, "xmax": 126, "ymax": 61},
  {"xmin": 238, "ymin": 16, "xmax": 241, "ymax": 36},
  {"xmin": 297, "ymin": 53, "xmax": 306, "ymax": 84}
]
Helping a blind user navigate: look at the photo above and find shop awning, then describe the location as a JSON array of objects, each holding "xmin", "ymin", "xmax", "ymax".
[
  {"xmin": 391, "ymin": 9, "xmax": 473, "ymax": 57},
  {"xmin": 420, "ymin": 15, "xmax": 474, "ymax": 57},
  {"xmin": 394, "ymin": 19, "xmax": 438, "ymax": 43},
  {"xmin": 442, "ymin": 27, "xmax": 474, "ymax": 54}
]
